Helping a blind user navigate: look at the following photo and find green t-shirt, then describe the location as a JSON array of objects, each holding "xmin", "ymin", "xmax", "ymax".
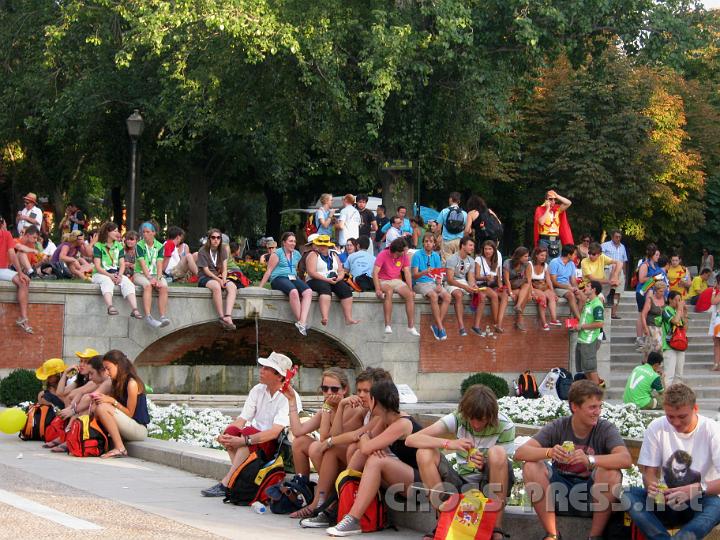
[
  {"xmin": 660, "ymin": 305, "xmax": 681, "ymax": 352},
  {"xmin": 92, "ymin": 241, "xmax": 124, "ymax": 274},
  {"xmin": 577, "ymin": 296, "xmax": 604, "ymax": 344},
  {"xmin": 135, "ymin": 239, "xmax": 164, "ymax": 275},
  {"xmin": 623, "ymin": 363, "xmax": 663, "ymax": 408}
]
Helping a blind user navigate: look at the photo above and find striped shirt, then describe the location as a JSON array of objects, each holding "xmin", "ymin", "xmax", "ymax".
[
  {"xmin": 600, "ymin": 240, "xmax": 628, "ymax": 263},
  {"xmin": 441, "ymin": 411, "xmax": 515, "ymax": 482}
]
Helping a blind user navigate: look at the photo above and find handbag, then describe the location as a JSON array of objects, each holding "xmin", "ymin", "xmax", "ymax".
[{"xmin": 668, "ymin": 325, "xmax": 688, "ymax": 351}]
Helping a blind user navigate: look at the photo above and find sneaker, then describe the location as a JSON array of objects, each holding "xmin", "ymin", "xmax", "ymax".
[
  {"xmin": 439, "ymin": 328, "xmax": 448, "ymax": 340},
  {"xmin": 471, "ymin": 326, "xmax": 486, "ymax": 337},
  {"xmin": 326, "ymin": 514, "xmax": 362, "ymax": 536},
  {"xmin": 200, "ymin": 482, "xmax": 227, "ymax": 497},
  {"xmin": 407, "ymin": 327, "xmax": 420, "ymax": 337},
  {"xmin": 384, "ymin": 325, "xmax": 393, "ymax": 334},
  {"xmin": 459, "ymin": 328, "xmax": 467, "ymax": 337},
  {"xmin": 295, "ymin": 321, "xmax": 307, "ymax": 336},
  {"xmin": 145, "ymin": 315, "xmax": 162, "ymax": 329},
  {"xmin": 431, "ymin": 325, "xmax": 442, "ymax": 341},
  {"xmin": 159, "ymin": 316, "xmax": 171, "ymax": 327},
  {"xmin": 549, "ymin": 320, "xmax": 562, "ymax": 326},
  {"xmin": 300, "ymin": 512, "xmax": 331, "ymax": 528},
  {"xmin": 542, "ymin": 323, "xmax": 550, "ymax": 331}
]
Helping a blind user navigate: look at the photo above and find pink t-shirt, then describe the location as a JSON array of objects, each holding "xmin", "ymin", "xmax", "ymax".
[{"xmin": 374, "ymin": 249, "xmax": 409, "ymax": 281}]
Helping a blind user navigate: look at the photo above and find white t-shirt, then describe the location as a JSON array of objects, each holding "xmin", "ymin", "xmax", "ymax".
[
  {"xmin": 17, "ymin": 205, "xmax": 43, "ymax": 234},
  {"xmin": 43, "ymin": 240, "xmax": 57, "ymax": 258},
  {"xmin": 475, "ymin": 251, "xmax": 503, "ymax": 281},
  {"xmin": 239, "ymin": 383, "xmax": 303, "ymax": 431},
  {"xmin": 638, "ymin": 414, "xmax": 720, "ymax": 489},
  {"xmin": 338, "ymin": 205, "xmax": 360, "ymax": 246}
]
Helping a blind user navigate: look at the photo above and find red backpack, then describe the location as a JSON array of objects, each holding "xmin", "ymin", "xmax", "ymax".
[
  {"xmin": 335, "ymin": 469, "xmax": 388, "ymax": 533},
  {"xmin": 19, "ymin": 404, "xmax": 55, "ymax": 441},
  {"xmin": 694, "ymin": 287, "xmax": 716, "ymax": 313},
  {"xmin": 66, "ymin": 416, "xmax": 108, "ymax": 457},
  {"xmin": 44, "ymin": 416, "xmax": 67, "ymax": 444}
]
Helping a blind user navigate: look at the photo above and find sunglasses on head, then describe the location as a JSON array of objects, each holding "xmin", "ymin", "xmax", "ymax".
[
  {"xmin": 210, "ymin": 235, "xmax": 221, "ymax": 240},
  {"xmin": 320, "ymin": 385, "xmax": 341, "ymax": 393}
]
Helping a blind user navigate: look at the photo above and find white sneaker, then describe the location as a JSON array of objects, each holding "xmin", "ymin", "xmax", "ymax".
[
  {"xmin": 384, "ymin": 325, "xmax": 393, "ymax": 334},
  {"xmin": 145, "ymin": 315, "xmax": 162, "ymax": 329},
  {"xmin": 295, "ymin": 322, "xmax": 307, "ymax": 336},
  {"xmin": 326, "ymin": 515, "xmax": 362, "ymax": 536},
  {"xmin": 407, "ymin": 327, "xmax": 420, "ymax": 337}
]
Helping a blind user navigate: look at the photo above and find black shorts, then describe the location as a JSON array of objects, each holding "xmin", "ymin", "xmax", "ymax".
[
  {"xmin": 271, "ymin": 276, "xmax": 310, "ymax": 295},
  {"xmin": 307, "ymin": 279, "xmax": 353, "ymax": 299}
]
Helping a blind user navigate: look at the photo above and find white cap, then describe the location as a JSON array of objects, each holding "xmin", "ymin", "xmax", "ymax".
[
  {"xmin": 257, "ymin": 351, "xmax": 293, "ymax": 378},
  {"xmin": 306, "ymin": 233, "xmax": 319, "ymax": 244}
]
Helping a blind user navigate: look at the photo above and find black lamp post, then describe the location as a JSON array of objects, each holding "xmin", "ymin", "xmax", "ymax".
[{"xmin": 126, "ymin": 109, "xmax": 144, "ymax": 230}]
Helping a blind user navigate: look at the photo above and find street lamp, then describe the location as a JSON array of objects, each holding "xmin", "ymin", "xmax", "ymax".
[{"xmin": 126, "ymin": 109, "xmax": 144, "ymax": 230}]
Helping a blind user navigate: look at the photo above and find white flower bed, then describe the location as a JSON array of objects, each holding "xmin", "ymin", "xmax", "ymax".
[
  {"xmin": 498, "ymin": 396, "xmax": 650, "ymax": 439},
  {"xmin": 147, "ymin": 401, "xmax": 232, "ymax": 450}
]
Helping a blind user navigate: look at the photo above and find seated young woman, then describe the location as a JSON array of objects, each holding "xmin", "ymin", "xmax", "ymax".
[
  {"xmin": 529, "ymin": 246, "xmax": 560, "ymax": 330},
  {"xmin": 291, "ymin": 368, "xmax": 392, "ymax": 525},
  {"xmin": 90, "ymin": 350, "xmax": 150, "ymax": 458},
  {"xmin": 326, "ymin": 380, "xmax": 423, "ymax": 537},
  {"xmin": 34, "ymin": 358, "xmax": 67, "ymax": 409},
  {"xmin": 55, "ymin": 348, "xmax": 100, "ymax": 408},
  {"xmin": 45, "ymin": 355, "xmax": 111, "ymax": 450},
  {"xmin": 197, "ymin": 228, "xmax": 237, "ymax": 331}
]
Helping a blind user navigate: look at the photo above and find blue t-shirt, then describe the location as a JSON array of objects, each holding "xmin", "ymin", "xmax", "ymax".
[
  {"xmin": 411, "ymin": 250, "xmax": 443, "ymax": 284},
  {"xmin": 344, "ymin": 250, "xmax": 375, "ymax": 278},
  {"xmin": 549, "ymin": 256, "xmax": 576, "ymax": 285},
  {"xmin": 380, "ymin": 218, "xmax": 412, "ymax": 235},
  {"xmin": 270, "ymin": 249, "xmax": 301, "ymax": 281},
  {"xmin": 438, "ymin": 206, "xmax": 468, "ymax": 241},
  {"xmin": 315, "ymin": 208, "xmax": 333, "ymax": 236}
]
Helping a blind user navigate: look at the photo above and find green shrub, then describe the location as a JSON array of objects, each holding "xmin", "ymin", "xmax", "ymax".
[
  {"xmin": 460, "ymin": 372, "xmax": 509, "ymax": 399},
  {"xmin": 0, "ymin": 369, "xmax": 42, "ymax": 406}
]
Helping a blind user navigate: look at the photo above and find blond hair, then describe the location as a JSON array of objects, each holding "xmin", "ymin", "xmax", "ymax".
[{"xmin": 664, "ymin": 383, "xmax": 696, "ymax": 408}]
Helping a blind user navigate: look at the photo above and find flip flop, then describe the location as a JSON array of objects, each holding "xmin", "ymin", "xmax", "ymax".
[
  {"xmin": 218, "ymin": 317, "xmax": 236, "ymax": 331},
  {"xmin": 51, "ymin": 444, "xmax": 68, "ymax": 453},
  {"xmin": 101, "ymin": 448, "xmax": 128, "ymax": 459}
]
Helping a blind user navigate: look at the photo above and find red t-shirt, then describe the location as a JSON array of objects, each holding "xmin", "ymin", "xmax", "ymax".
[
  {"xmin": 163, "ymin": 239, "xmax": 177, "ymax": 258},
  {"xmin": 374, "ymin": 249, "xmax": 410, "ymax": 281},
  {"xmin": 0, "ymin": 230, "xmax": 14, "ymax": 269}
]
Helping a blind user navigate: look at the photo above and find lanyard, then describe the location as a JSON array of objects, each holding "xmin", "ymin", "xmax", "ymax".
[
  {"xmin": 104, "ymin": 242, "xmax": 118, "ymax": 269},
  {"xmin": 210, "ymin": 249, "xmax": 218, "ymax": 268},
  {"xmin": 144, "ymin": 241, "xmax": 158, "ymax": 272},
  {"xmin": 284, "ymin": 249, "xmax": 295, "ymax": 274}
]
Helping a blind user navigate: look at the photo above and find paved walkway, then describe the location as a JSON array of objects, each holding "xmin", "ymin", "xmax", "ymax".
[{"xmin": 0, "ymin": 433, "xmax": 419, "ymax": 539}]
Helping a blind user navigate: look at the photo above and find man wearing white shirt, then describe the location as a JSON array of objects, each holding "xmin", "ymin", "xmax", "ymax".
[
  {"xmin": 385, "ymin": 215, "xmax": 404, "ymax": 247},
  {"xmin": 201, "ymin": 352, "xmax": 302, "ymax": 497},
  {"xmin": 336, "ymin": 194, "xmax": 361, "ymax": 247},
  {"xmin": 624, "ymin": 383, "xmax": 720, "ymax": 538},
  {"xmin": 16, "ymin": 192, "xmax": 43, "ymax": 235}
]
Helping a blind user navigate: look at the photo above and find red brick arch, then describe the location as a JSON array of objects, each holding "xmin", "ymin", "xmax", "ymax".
[{"xmin": 134, "ymin": 319, "xmax": 361, "ymax": 369}]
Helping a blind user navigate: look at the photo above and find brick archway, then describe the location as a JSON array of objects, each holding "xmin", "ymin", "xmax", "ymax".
[{"xmin": 135, "ymin": 318, "xmax": 361, "ymax": 370}]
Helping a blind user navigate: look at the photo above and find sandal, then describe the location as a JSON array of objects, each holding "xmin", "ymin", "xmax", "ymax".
[
  {"xmin": 542, "ymin": 534, "xmax": 561, "ymax": 540},
  {"xmin": 107, "ymin": 305, "xmax": 119, "ymax": 315},
  {"xmin": 130, "ymin": 309, "xmax": 143, "ymax": 320},
  {"xmin": 289, "ymin": 505, "xmax": 316, "ymax": 519},
  {"xmin": 219, "ymin": 316, "xmax": 236, "ymax": 331},
  {"xmin": 494, "ymin": 325, "xmax": 504, "ymax": 334},
  {"xmin": 101, "ymin": 448, "xmax": 128, "ymax": 459},
  {"xmin": 15, "ymin": 318, "xmax": 33, "ymax": 334}
]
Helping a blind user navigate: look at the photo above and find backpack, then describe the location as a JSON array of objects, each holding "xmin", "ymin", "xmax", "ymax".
[
  {"xmin": 694, "ymin": 287, "xmax": 715, "ymax": 313},
  {"xmin": 668, "ymin": 325, "xmax": 688, "ymax": 351},
  {"xmin": 227, "ymin": 270, "xmax": 251, "ymax": 288},
  {"xmin": 335, "ymin": 469, "xmax": 388, "ymax": 533},
  {"xmin": 44, "ymin": 416, "xmax": 67, "ymax": 444},
  {"xmin": 224, "ymin": 450, "xmax": 286, "ymax": 506},
  {"xmin": 555, "ymin": 367, "xmax": 573, "ymax": 400},
  {"xmin": 66, "ymin": 415, "xmax": 109, "ymax": 457},
  {"xmin": 516, "ymin": 371, "xmax": 540, "ymax": 399},
  {"xmin": 19, "ymin": 404, "xmax": 55, "ymax": 441},
  {"xmin": 266, "ymin": 473, "xmax": 315, "ymax": 514},
  {"xmin": 304, "ymin": 214, "xmax": 318, "ymax": 239},
  {"xmin": 444, "ymin": 205, "xmax": 465, "ymax": 235},
  {"xmin": 474, "ymin": 209, "xmax": 503, "ymax": 244}
]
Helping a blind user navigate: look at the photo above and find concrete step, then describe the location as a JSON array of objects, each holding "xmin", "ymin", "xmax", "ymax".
[
  {"xmin": 610, "ymin": 344, "xmax": 711, "ymax": 354},
  {"xmin": 607, "ymin": 384, "xmax": 720, "ymax": 399},
  {"xmin": 608, "ymin": 362, "xmax": 717, "ymax": 374}
]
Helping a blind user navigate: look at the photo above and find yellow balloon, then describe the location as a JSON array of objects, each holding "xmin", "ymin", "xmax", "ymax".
[{"xmin": 0, "ymin": 408, "xmax": 28, "ymax": 434}]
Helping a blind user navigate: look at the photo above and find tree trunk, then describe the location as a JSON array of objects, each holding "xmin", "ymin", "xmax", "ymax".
[
  {"xmin": 264, "ymin": 183, "xmax": 283, "ymax": 241},
  {"xmin": 111, "ymin": 186, "xmax": 123, "ymax": 228},
  {"xmin": 187, "ymin": 169, "xmax": 209, "ymax": 250},
  {"xmin": 381, "ymin": 171, "xmax": 415, "ymax": 217}
]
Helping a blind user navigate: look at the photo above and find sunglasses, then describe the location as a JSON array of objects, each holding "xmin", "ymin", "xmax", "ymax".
[
  {"xmin": 320, "ymin": 385, "xmax": 341, "ymax": 393},
  {"xmin": 210, "ymin": 235, "xmax": 221, "ymax": 240}
]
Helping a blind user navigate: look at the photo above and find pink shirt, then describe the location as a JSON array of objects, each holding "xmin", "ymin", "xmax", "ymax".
[{"xmin": 374, "ymin": 249, "xmax": 409, "ymax": 281}]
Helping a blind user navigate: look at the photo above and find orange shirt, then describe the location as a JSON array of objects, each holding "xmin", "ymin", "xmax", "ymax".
[{"xmin": 538, "ymin": 209, "xmax": 562, "ymax": 236}]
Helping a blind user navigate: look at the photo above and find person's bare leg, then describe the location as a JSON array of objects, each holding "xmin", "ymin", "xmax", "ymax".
[
  {"xmin": 497, "ymin": 291, "xmax": 509, "ymax": 331},
  {"xmin": 589, "ymin": 468, "xmax": 621, "ymax": 536},
  {"xmin": 221, "ymin": 446, "xmax": 251, "ymax": 486},
  {"xmin": 299, "ymin": 288, "xmax": 313, "ymax": 326},
  {"xmin": 547, "ymin": 292, "xmax": 558, "ymax": 321},
  {"xmin": 158, "ymin": 284, "xmax": 168, "ymax": 317},
  {"xmin": 397, "ymin": 285, "xmax": 415, "ymax": 328},
  {"xmin": 318, "ymin": 293, "xmax": 330, "ymax": 325},
  {"xmin": 473, "ymin": 292, "xmax": 486, "ymax": 329},
  {"xmin": 452, "ymin": 289, "xmax": 464, "ymax": 329},
  {"xmin": 382, "ymin": 286, "xmax": 394, "ymax": 325},
  {"xmin": 426, "ymin": 291, "xmax": 442, "ymax": 326},
  {"xmin": 486, "ymin": 446, "xmax": 510, "ymax": 530},
  {"xmin": 206, "ymin": 280, "xmax": 224, "ymax": 317},
  {"xmin": 288, "ymin": 289, "xmax": 302, "ymax": 320},
  {"xmin": 416, "ymin": 448, "xmax": 445, "ymax": 509},
  {"xmin": 291, "ymin": 434, "xmax": 314, "ymax": 476},
  {"xmin": 439, "ymin": 291, "xmax": 451, "ymax": 329},
  {"xmin": 224, "ymin": 283, "xmax": 237, "ymax": 321},
  {"xmin": 13, "ymin": 274, "xmax": 30, "ymax": 320},
  {"xmin": 141, "ymin": 284, "xmax": 152, "ymax": 315},
  {"xmin": 340, "ymin": 297, "xmax": 359, "ymax": 324},
  {"xmin": 94, "ymin": 403, "xmax": 125, "ymax": 452},
  {"xmin": 523, "ymin": 461, "xmax": 557, "ymax": 535}
]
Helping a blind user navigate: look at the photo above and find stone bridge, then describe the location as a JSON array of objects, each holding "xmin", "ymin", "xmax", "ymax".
[{"xmin": 0, "ymin": 282, "xmax": 574, "ymax": 400}]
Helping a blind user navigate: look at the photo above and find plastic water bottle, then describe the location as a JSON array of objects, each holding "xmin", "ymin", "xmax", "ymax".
[
  {"xmin": 485, "ymin": 325, "xmax": 493, "ymax": 338},
  {"xmin": 251, "ymin": 501, "xmax": 267, "ymax": 514}
]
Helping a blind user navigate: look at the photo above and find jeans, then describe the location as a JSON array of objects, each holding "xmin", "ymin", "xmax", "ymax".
[{"xmin": 623, "ymin": 487, "xmax": 720, "ymax": 539}]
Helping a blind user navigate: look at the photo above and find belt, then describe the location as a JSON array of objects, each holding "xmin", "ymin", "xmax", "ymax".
[{"xmin": 539, "ymin": 235, "xmax": 558, "ymax": 242}]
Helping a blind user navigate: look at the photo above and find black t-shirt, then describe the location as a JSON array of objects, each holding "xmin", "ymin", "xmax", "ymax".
[{"xmin": 358, "ymin": 208, "xmax": 376, "ymax": 237}]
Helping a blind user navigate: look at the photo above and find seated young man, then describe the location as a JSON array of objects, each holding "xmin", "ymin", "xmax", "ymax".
[
  {"xmin": 162, "ymin": 225, "xmax": 198, "ymax": 282},
  {"xmin": 296, "ymin": 367, "xmax": 392, "ymax": 527},
  {"xmin": 13, "ymin": 225, "xmax": 44, "ymax": 278},
  {"xmin": 687, "ymin": 268, "xmax": 712, "ymax": 305},
  {"xmin": 624, "ymin": 383, "xmax": 720, "ymax": 539},
  {"xmin": 406, "ymin": 384, "xmax": 515, "ymax": 540},
  {"xmin": 0, "ymin": 216, "xmax": 32, "ymax": 333},
  {"xmin": 201, "ymin": 352, "xmax": 301, "ymax": 497},
  {"xmin": 411, "ymin": 233, "xmax": 451, "ymax": 340},
  {"xmin": 515, "ymin": 380, "xmax": 632, "ymax": 540},
  {"xmin": 623, "ymin": 351, "xmax": 665, "ymax": 410}
]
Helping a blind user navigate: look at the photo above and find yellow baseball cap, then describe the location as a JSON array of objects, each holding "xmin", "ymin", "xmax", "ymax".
[
  {"xmin": 36, "ymin": 358, "xmax": 67, "ymax": 381},
  {"xmin": 75, "ymin": 348, "xmax": 100, "ymax": 359}
]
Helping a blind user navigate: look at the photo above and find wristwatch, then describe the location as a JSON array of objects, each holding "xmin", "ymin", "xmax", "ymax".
[
  {"xmin": 587, "ymin": 455, "xmax": 596, "ymax": 471},
  {"xmin": 326, "ymin": 437, "xmax": 333, "ymax": 449}
]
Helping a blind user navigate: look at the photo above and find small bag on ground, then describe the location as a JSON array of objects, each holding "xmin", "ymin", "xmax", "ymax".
[
  {"xmin": 224, "ymin": 450, "xmax": 286, "ymax": 506},
  {"xmin": 44, "ymin": 416, "xmax": 67, "ymax": 444},
  {"xmin": 335, "ymin": 469, "xmax": 388, "ymax": 533},
  {"xmin": 19, "ymin": 404, "xmax": 56, "ymax": 441},
  {"xmin": 266, "ymin": 473, "xmax": 315, "ymax": 514}
]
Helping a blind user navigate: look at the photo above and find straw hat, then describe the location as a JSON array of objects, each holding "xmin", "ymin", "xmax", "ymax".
[
  {"xmin": 312, "ymin": 235, "xmax": 335, "ymax": 248},
  {"xmin": 75, "ymin": 347, "xmax": 100, "ymax": 359},
  {"xmin": 23, "ymin": 192, "xmax": 38, "ymax": 204},
  {"xmin": 36, "ymin": 358, "xmax": 67, "ymax": 381}
]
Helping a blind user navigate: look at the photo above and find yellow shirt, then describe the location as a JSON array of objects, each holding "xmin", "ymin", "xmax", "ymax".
[
  {"xmin": 667, "ymin": 265, "xmax": 689, "ymax": 296},
  {"xmin": 581, "ymin": 254, "xmax": 613, "ymax": 285},
  {"xmin": 538, "ymin": 209, "xmax": 562, "ymax": 236},
  {"xmin": 687, "ymin": 276, "xmax": 708, "ymax": 300}
]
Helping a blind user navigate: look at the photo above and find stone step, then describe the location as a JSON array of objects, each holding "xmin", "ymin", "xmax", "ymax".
[
  {"xmin": 610, "ymin": 352, "xmax": 713, "ymax": 361},
  {"xmin": 607, "ymin": 385, "xmax": 720, "ymax": 399},
  {"xmin": 608, "ymin": 362, "xmax": 717, "ymax": 374},
  {"xmin": 610, "ymin": 344, "xmax": 710, "ymax": 353}
]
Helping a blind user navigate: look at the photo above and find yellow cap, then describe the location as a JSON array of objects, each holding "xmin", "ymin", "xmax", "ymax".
[
  {"xmin": 75, "ymin": 348, "xmax": 100, "ymax": 359},
  {"xmin": 35, "ymin": 358, "xmax": 67, "ymax": 381}
]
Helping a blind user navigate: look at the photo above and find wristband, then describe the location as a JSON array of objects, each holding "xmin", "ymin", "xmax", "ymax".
[
  {"xmin": 546, "ymin": 448, "xmax": 552, "ymax": 459},
  {"xmin": 442, "ymin": 440, "xmax": 450, "ymax": 450}
]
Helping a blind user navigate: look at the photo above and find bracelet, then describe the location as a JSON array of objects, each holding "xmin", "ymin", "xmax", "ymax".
[
  {"xmin": 442, "ymin": 440, "xmax": 450, "ymax": 450},
  {"xmin": 321, "ymin": 405, "xmax": 333, "ymax": 413},
  {"xmin": 113, "ymin": 400, "xmax": 118, "ymax": 408},
  {"xmin": 546, "ymin": 448, "xmax": 552, "ymax": 459}
]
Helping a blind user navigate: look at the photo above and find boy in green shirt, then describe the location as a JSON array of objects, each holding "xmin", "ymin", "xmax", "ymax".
[
  {"xmin": 132, "ymin": 221, "xmax": 170, "ymax": 328},
  {"xmin": 576, "ymin": 280, "xmax": 605, "ymax": 385},
  {"xmin": 623, "ymin": 352, "xmax": 664, "ymax": 409}
]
